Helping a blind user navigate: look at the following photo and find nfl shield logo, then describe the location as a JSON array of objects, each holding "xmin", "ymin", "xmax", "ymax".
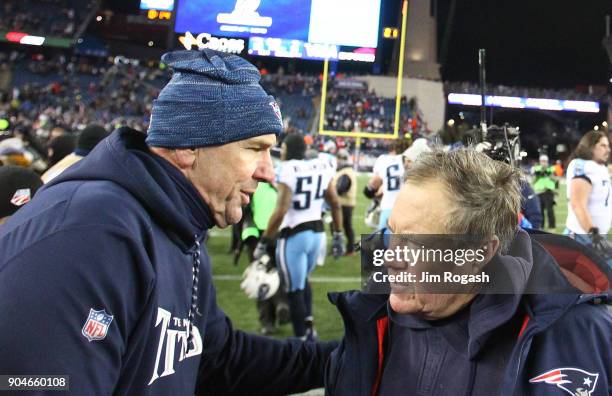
[{"xmin": 81, "ymin": 308, "xmax": 113, "ymax": 342}]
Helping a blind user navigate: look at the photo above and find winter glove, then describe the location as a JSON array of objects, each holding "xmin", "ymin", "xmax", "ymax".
[
  {"xmin": 589, "ymin": 227, "xmax": 612, "ymax": 255},
  {"xmin": 331, "ymin": 231, "xmax": 345, "ymax": 259},
  {"xmin": 253, "ymin": 238, "xmax": 271, "ymax": 260}
]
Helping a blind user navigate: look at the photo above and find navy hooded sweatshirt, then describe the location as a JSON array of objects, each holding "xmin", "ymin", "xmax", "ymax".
[
  {"xmin": 324, "ymin": 230, "xmax": 612, "ymax": 396},
  {"xmin": 0, "ymin": 128, "xmax": 336, "ymax": 395}
]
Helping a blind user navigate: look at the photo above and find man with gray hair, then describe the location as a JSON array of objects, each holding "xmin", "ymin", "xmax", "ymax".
[
  {"xmin": 326, "ymin": 149, "xmax": 611, "ymax": 395},
  {"xmin": 0, "ymin": 50, "xmax": 336, "ymax": 395}
]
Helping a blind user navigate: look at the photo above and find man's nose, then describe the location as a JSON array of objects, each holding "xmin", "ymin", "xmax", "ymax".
[{"xmin": 253, "ymin": 151, "xmax": 275, "ymax": 183}]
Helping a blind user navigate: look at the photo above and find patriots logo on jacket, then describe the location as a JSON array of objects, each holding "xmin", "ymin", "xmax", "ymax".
[
  {"xmin": 529, "ymin": 367, "xmax": 598, "ymax": 396},
  {"xmin": 81, "ymin": 308, "xmax": 113, "ymax": 342}
]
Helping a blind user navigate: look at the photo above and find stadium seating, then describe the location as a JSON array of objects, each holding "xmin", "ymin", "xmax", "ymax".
[
  {"xmin": 0, "ymin": 0, "xmax": 99, "ymax": 39},
  {"xmin": 323, "ymin": 87, "xmax": 418, "ymax": 136},
  {"xmin": 276, "ymin": 94, "xmax": 314, "ymax": 133},
  {"xmin": 444, "ymin": 80, "xmax": 603, "ymax": 102}
]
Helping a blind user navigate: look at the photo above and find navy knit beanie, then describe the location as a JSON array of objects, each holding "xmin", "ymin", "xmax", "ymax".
[{"xmin": 146, "ymin": 49, "xmax": 283, "ymax": 148}]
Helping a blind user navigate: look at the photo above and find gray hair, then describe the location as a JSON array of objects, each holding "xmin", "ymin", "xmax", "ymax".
[{"xmin": 404, "ymin": 149, "xmax": 521, "ymax": 252}]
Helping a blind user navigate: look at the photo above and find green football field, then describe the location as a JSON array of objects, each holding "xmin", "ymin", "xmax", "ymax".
[{"xmin": 208, "ymin": 175, "xmax": 571, "ymax": 341}]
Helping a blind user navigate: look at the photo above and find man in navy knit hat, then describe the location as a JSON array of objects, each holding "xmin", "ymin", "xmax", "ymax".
[{"xmin": 0, "ymin": 50, "xmax": 336, "ymax": 395}]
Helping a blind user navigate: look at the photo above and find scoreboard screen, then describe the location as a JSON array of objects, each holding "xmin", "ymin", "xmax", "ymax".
[
  {"xmin": 175, "ymin": 0, "xmax": 382, "ymax": 49},
  {"xmin": 140, "ymin": 0, "xmax": 174, "ymax": 11}
]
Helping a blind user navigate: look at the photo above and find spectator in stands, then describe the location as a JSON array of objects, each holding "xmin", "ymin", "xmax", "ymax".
[
  {"xmin": 0, "ymin": 49, "xmax": 335, "ymax": 395},
  {"xmin": 0, "ymin": 165, "xmax": 42, "ymax": 225},
  {"xmin": 0, "ymin": 0, "xmax": 95, "ymax": 39},
  {"xmin": 49, "ymin": 126, "xmax": 67, "ymax": 141},
  {"xmin": 326, "ymin": 149, "xmax": 611, "ymax": 395},
  {"xmin": 0, "ymin": 51, "xmax": 167, "ymax": 139},
  {"xmin": 42, "ymin": 124, "xmax": 109, "ymax": 183},
  {"xmin": 332, "ymin": 149, "xmax": 357, "ymax": 255}
]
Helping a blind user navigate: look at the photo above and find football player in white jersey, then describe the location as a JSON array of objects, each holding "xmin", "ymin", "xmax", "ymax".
[
  {"xmin": 565, "ymin": 130, "xmax": 611, "ymax": 247},
  {"xmin": 364, "ymin": 139, "xmax": 411, "ymax": 229},
  {"xmin": 255, "ymin": 134, "xmax": 343, "ymax": 340}
]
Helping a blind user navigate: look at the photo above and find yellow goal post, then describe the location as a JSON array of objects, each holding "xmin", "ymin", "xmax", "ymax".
[{"xmin": 318, "ymin": 0, "xmax": 409, "ymax": 140}]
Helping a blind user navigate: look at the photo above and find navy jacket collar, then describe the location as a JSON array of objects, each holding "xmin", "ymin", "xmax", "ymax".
[{"xmin": 46, "ymin": 127, "xmax": 215, "ymax": 250}]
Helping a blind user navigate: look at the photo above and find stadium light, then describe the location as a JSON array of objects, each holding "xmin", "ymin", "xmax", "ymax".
[
  {"xmin": 5, "ymin": 32, "xmax": 45, "ymax": 46},
  {"xmin": 448, "ymin": 93, "xmax": 600, "ymax": 113},
  {"xmin": 318, "ymin": 0, "xmax": 409, "ymax": 140}
]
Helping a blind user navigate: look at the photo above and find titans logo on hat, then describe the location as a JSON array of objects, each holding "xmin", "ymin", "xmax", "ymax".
[{"xmin": 270, "ymin": 101, "xmax": 282, "ymax": 124}]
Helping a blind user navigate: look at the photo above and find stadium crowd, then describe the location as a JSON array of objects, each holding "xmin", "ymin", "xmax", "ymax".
[
  {"xmin": 323, "ymin": 87, "xmax": 429, "ymax": 137},
  {"xmin": 260, "ymin": 72, "xmax": 320, "ymax": 97},
  {"xmin": 2, "ymin": 52, "xmax": 166, "ymax": 127},
  {"xmin": 0, "ymin": 0, "xmax": 98, "ymax": 38},
  {"xmin": 0, "ymin": 53, "xmax": 332, "ymax": 152},
  {"xmin": 0, "ymin": 51, "xmax": 170, "ymax": 171}
]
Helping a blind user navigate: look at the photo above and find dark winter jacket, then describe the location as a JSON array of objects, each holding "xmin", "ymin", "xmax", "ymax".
[
  {"xmin": 0, "ymin": 128, "xmax": 336, "ymax": 395},
  {"xmin": 325, "ymin": 230, "xmax": 612, "ymax": 396}
]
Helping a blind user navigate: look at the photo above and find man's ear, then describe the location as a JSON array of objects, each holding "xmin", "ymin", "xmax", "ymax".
[
  {"xmin": 149, "ymin": 146, "xmax": 196, "ymax": 171},
  {"xmin": 173, "ymin": 148, "xmax": 197, "ymax": 170},
  {"xmin": 473, "ymin": 236, "xmax": 500, "ymax": 272}
]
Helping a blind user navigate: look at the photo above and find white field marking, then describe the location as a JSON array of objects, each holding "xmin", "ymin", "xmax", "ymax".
[
  {"xmin": 208, "ymin": 229, "xmax": 232, "ymax": 237},
  {"xmin": 214, "ymin": 275, "xmax": 360, "ymax": 283}
]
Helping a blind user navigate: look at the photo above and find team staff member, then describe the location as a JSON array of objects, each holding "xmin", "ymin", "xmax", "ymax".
[
  {"xmin": 532, "ymin": 154, "xmax": 557, "ymax": 229},
  {"xmin": 565, "ymin": 130, "xmax": 611, "ymax": 244},
  {"xmin": 0, "ymin": 50, "xmax": 336, "ymax": 395}
]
